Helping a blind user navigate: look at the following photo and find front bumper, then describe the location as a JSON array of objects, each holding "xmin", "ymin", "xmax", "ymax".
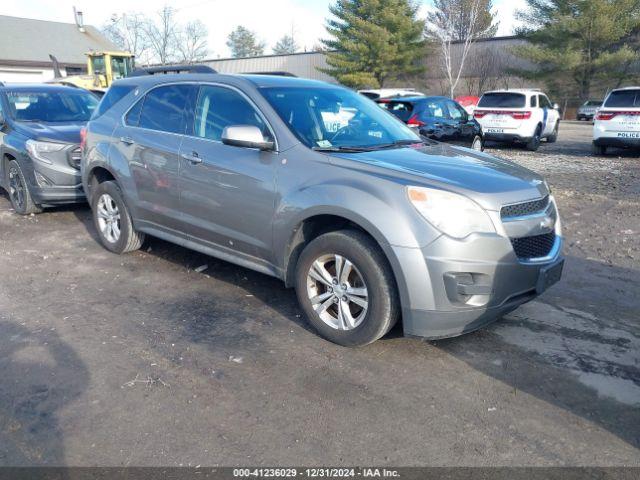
[
  {"xmin": 26, "ymin": 155, "xmax": 86, "ymax": 205},
  {"xmin": 393, "ymin": 231, "xmax": 564, "ymax": 340}
]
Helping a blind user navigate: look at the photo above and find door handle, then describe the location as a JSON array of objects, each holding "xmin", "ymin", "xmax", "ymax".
[
  {"xmin": 120, "ymin": 136, "xmax": 135, "ymax": 145},
  {"xmin": 181, "ymin": 151, "xmax": 203, "ymax": 165}
]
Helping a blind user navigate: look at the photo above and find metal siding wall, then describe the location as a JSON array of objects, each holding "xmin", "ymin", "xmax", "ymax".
[{"xmin": 204, "ymin": 52, "xmax": 337, "ymax": 83}]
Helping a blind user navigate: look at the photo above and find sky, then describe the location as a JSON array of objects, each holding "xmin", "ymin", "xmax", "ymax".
[{"xmin": 1, "ymin": 0, "xmax": 528, "ymax": 59}]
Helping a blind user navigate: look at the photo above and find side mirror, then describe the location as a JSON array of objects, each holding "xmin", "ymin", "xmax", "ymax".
[
  {"xmin": 553, "ymin": 103, "xmax": 560, "ymax": 110},
  {"xmin": 222, "ymin": 125, "xmax": 274, "ymax": 151}
]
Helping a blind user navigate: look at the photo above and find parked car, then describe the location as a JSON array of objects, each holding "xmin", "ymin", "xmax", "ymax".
[
  {"xmin": 474, "ymin": 89, "xmax": 561, "ymax": 151},
  {"xmin": 0, "ymin": 83, "xmax": 98, "ymax": 214},
  {"xmin": 577, "ymin": 100, "xmax": 602, "ymax": 121},
  {"xmin": 358, "ymin": 88, "xmax": 425, "ymax": 100},
  {"xmin": 593, "ymin": 87, "xmax": 640, "ymax": 155},
  {"xmin": 454, "ymin": 95, "xmax": 480, "ymax": 115},
  {"xmin": 83, "ymin": 73, "xmax": 563, "ymax": 347},
  {"xmin": 378, "ymin": 96, "xmax": 484, "ymax": 151}
]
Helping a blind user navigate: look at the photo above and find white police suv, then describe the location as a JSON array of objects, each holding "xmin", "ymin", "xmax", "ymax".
[
  {"xmin": 593, "ymin": 87, "xmax": 640, "ymax": 155},
  {"xmin": 474, "ymin": 89, "xmax": 561, "ymax": 151}
]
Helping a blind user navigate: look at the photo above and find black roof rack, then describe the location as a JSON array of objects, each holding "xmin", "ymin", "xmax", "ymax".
[
  {"xmin": 130, "ymin": 64, "xmax": 217, "ymax": 77},
  {"xmin": 244, "ymin": 71, "xmax": 297, "ymax": 77}
]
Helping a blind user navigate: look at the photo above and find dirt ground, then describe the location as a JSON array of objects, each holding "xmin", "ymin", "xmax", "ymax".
[{"xmin": 0, "ymin": 121, "xmax": 638, "ymax": 467}]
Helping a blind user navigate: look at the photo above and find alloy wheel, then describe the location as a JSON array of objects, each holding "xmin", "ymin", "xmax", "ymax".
[
  {"xmin": 306, "ymin": 253, "xmax": 369, "ymax": 331},
  {"xmin": 8, "ymin": 167, "xmax": 25, "ymax": 210},
  {"xmin": 96, "ymin": 194, "xmax": 121, "ymax": 244}
]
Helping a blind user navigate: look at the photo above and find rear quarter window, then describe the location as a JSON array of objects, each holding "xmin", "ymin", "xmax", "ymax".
[
  {"xmin": 92, "ymin": 85, "xmax": 135, "ymax": 119},
  {"xmin": 383, "ymin": 101, "xmax": 415, "ymax": 122},
  {"xmin": 478, "ymin": 93, "xmax": 526, "ymax": 108},
  {"xmin": 604, "ymin": 90, "xmax": 640, "ymax": 108}
]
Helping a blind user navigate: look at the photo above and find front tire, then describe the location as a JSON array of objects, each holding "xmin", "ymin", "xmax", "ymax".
[
  {"xmin": 294, "ymin": 230, "xmax": 399, "ymax": 347},
  {"xmin": 547, "ymin": 122, "xmax": 559, "ymax": 143},
  {"xmin": 91, "ymin": 180, "xmax": 144, "ymax": 254},
  {"xmin": 471, "ymin": 135, "xmax": 484, "ymax": 151},
  {"xmin": 6, "ymin": 160, "xmax": 42, "ymax": 215}
]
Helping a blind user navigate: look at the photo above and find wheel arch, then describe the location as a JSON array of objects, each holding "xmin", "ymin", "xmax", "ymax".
[
  {"xmin": 282, "ymin": 211, "xmax": 406, "ymax": 315},
  {"xmin": 84, "ymin": 164, "xmax": 117, "ymax": 203}
]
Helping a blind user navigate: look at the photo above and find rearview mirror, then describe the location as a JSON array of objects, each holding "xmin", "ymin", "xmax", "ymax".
[{"xmin": 222, "ymin": 125, "xmax": 274, "ymax": 151}]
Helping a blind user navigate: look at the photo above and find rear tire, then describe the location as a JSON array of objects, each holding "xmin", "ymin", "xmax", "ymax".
[
  {"xmin": 525, "ymin": 126, "xmax": 542, "ymax": 151},
  {"xmin": 592, "ymin": 143, "xmax": 607, "ymax": 156},
  {"xmin": 6, "ymin": 160, "xmax": 42, "ymax": 215},
  {"xmin": 91, "ymin": 180, "xmax": 144, "ymax": 254},
  {"xmin": 294, "ymin": 230, "xmax": 399, "ymax": 347},
  {"xmin": 547, "ymin": 122, "xmax": 559, "ymax": 143}
]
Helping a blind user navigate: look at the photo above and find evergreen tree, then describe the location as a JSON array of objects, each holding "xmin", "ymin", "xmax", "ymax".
[
  {"xmin": 427, "ymin": 0, "xmax": 498, "ymax": 41},
  {"xmin": 226, "ymin": 26, "xmax": 266, "ymax": 58},
  {"xmin": 513, "ymin": 0, "xmax": 640, "ymax": 101},
  {"xmin": 273, "ymin": 35, "xmax": 299, "ymax": 55},
  {"xmin": 320, "ymin": 0, "xmax": 426, "ymax": 88}
]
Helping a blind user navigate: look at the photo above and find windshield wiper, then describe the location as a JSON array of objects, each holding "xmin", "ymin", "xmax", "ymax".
[{"xmin": 312, "ymin": 146, "xmax": 373, "ymax": 153}]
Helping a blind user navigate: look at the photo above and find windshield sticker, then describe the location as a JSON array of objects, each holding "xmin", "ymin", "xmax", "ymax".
[{"xmin": 317, "ymin": 140, "xmax": 333, "ymax": 148}]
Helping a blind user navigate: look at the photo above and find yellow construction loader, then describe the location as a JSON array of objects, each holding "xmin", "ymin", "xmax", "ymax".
[{"xmin": 48, "ymin": 51, "xmax": 135, "ymax": 95}]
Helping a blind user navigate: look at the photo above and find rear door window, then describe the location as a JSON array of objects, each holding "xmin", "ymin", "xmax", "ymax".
[
  {"xmin": 138, "ymin": 84, "xmax": 194, "ymax": 134},
  {"xmin": 478, "ymin": 93, "xmax": 526, "ymax": 108},
  {"xmin": 93, "ymin": 85, "xmax": 135, "ymax": 119},
  {"xmin": 423, "ymin": 99, "xmax": 449, "ymax": 119},
  {"xmin": 604, "ymin": 89, "xmax": 640, "ymax": 108}
]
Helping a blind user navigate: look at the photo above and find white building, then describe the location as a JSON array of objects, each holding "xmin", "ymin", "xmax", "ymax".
[{"xmin": 0, "ymin": 15, "xmax": 117, "ymax": 83}]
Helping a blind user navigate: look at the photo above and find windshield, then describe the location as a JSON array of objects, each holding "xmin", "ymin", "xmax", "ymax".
[
  {"xmin": 478, "ymin": 93, "xmax": 526, "ymax": 108},
  {"xmin": 584, "ymin": 100, "xmax": 602, "ymax": 106},
  {"xmin": 261, "ymin": 86, "xmax": 420, "ymax": 150},
  {"xmin": 6, "ymin": 90, "xmax": 99, "ymax": 122},
  {"xmin": 605, "ymin": 89, "xmax": 640, "ymax": 108},
  {"xmin": 111, "ymin": 56, "xmax": 132, "ymax": 80}
]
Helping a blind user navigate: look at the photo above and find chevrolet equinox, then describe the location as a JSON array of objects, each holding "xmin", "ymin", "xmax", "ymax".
[{"xmin": 82, "ymin": 73, "xmax": 564, "ymax": 346}]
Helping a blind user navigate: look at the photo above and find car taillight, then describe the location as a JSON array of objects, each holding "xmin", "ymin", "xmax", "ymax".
[
  {"xmin": 80, "ymin": 127, "xmax": 87, "ymax": 151},
  {"xmin": 511, "ymin": 111, "xmax": 532, "ymax": 120},
  {"xmin": 407, "ymin": 114, "xmax": 425, "ymax": 127},
  {"xmin": 597, "ymin": 111, "xmax": 640, "ymax": 120},
  {"xmin": 473, "ymin": 110, "xmax": 531, "ymax": 119}
]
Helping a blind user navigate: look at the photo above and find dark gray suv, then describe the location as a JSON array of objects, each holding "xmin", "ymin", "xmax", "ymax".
[{"xmin": 82, "ymin": 73, "xmax": 564, "ymax": 346}]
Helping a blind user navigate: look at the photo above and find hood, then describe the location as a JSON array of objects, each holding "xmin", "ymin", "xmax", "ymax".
[
  {"xmin": 329, "ymin": 142, "xmax": 548, "ymax": 210},
  {"xmin": 13, "ymin": 121, "xmax": 85, "ymax": 144}
]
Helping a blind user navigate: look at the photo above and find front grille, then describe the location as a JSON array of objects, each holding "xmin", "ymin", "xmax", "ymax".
[
  {"xmin": 68, "ymin": 147, "xmax": 82, "ymax": 170},
  {"xmin": 511, "ymin": 232, "xmax": 556, "ymax": 259},
  {"xmin": 501, "ymin": 196, "xmax": 549, "ymax": 219}
]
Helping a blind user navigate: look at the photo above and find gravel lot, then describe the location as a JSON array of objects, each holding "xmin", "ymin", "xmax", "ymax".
[{"xmin": 0, "ymin": 121, "xmax": 638, "ymax": 466}]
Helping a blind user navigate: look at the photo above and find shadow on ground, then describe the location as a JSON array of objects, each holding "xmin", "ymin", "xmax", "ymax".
[{"xmin": 0, "ymin": 322, "xmax": 89, "ymax": 466}]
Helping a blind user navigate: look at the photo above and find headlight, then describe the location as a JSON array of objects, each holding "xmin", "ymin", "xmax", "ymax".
[
  {"xmin": 407, "ymin": 186, "xmax": 495, "ymax": 239},
  {"xmin": 25, "ymin": 140, "xmax": 67, "ymax": 165}
]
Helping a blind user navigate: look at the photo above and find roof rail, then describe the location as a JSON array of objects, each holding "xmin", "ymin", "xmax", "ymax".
[
  {"xmin": 244, "ymin": 71, "xmax": 297, "ymax": 77},
  {"xmin": 129, "ymin": 64, "xmax": 217, "ymax": 77}
]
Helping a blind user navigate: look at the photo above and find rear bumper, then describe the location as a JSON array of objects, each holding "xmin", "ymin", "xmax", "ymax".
[
  {"xmin": 484, "ymin": 132, "xmax": 533, "ymax": 143},
  {"xmin": 593, "ymin": 137, "xmax": 640, "ymax": 149}
]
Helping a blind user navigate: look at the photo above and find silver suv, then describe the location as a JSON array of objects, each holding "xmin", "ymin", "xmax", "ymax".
[{"xmin": 82, "ymin": 73, "xmax": 564, "ymax": 346}]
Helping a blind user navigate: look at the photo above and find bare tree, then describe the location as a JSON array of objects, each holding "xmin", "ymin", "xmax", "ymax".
[
  {"xmin": 177, "ymin": 20, "xmax": 210, "ymax": 64},
  {"xmin": 102, "ymin": 13, "xmax": 149, "ymax": 60},
  {"xmin": 144, "ymin": 6, "xmax": 179, "ymax": 65},
  {"xmin": 426, "ymin": 0, "xmax": 498, "ymax": 97}
]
